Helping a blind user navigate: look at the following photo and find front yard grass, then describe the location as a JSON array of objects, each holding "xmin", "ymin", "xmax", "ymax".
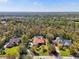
[
  {"xmin": 5, "ymin": 46, "xmax": 20, "ymax": 57},
  {"xmin": 60, "ymin": 49, "xmax": 70, "ymax": 56}
]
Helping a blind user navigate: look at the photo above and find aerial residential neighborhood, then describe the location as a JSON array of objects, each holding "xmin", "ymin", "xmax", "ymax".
[
  {"xmin": 0, "ymin": 14, "xmax": 78, "ymax": 59},
  {"xmin": 0, "ymin": 0, "xmax": 79, "ymax": 59}
]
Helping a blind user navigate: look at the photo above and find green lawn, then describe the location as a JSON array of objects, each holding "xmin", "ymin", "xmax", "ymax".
[
  {"xmin": 60, "ymin": 49, "xmax": 70, "ymax": 56},
  {"xmin": 5, "ymin": 46, "xmax": 20, "ymax": 57}
]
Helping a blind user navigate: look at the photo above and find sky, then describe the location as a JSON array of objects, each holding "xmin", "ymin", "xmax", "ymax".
[{"xmin": 0, "ymin": 0, "xmax": 79, "ymax": 12}]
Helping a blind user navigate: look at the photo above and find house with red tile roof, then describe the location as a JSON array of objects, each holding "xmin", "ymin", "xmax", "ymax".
[{"xmin": 32, "ymin": 36, "xmax": 45, "ymax": 45}]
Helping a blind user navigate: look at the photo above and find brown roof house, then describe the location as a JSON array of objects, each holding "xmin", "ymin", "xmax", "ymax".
[
  {"xmin": 4, "ymin": 37, "xmax": 21, "ymax": 48},
  {"xmin": 32, "ymin": 36, "xmax": 45, "ymax": 45}
]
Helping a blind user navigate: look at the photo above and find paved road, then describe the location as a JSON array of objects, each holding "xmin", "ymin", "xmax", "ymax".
[
  {"xmin": 0, "ymin": 56, "xmax": 79, "ymax": 59},
  {"xmin": 0, "ymin": 57, "xmax": 18, "ymax": 59},
  {"xmin": 62, "ymin": 57, "xmax": 75, "ymax": 59},
  {"xmin": 32, "ymin": 56, "xmax": 79, "ymax": 59}
]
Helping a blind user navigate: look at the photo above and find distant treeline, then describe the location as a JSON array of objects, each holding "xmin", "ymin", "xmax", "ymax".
[{"xmin": 0, "ymin": 12, "xmax": 79, "ymax": 16}]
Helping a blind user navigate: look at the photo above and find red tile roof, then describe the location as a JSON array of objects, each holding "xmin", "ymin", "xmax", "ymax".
[{"xmin": 32, "ymin": 36, "xmax": 45, "ymax": 45}]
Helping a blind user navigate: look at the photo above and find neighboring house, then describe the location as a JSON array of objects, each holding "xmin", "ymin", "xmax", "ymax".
[
  {"xmin": 1, "ymin": 21, "xmax": 6, "ymax": 24},
  {"xmin": 53, "ymin": 37, "xmax": 72, "ymax": 47},
  {"xmin": 4, "ymin": 37, "xmax": 21, "ymax": 48},
  {"xmin": 62, "ymin": 39, "xmax": 72, "ymax": 47},
  {"xmin": 0, "ymin": 18, "xmax": 8, "ymax": 26},
  {"xmin": 32, "ymin": 36, "xmax": 45, "ymax": 45}
]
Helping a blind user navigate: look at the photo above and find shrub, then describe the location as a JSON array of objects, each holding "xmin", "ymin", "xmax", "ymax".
[{"xmin": 0, "ymin": 50, "xmax": 6, "ymax": 55}]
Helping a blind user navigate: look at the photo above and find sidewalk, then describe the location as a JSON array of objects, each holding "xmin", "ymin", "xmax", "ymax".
[
  {"xmin": 33, "ymin": 56, "xmax": 56, "ymax": 59},
  {"xmin": 62, "ymin": 57, "xmax": 75, "ymax": 59},
  {"xmin": 32, "ymin": 56, "xmax": 75, "ymax": 59}
]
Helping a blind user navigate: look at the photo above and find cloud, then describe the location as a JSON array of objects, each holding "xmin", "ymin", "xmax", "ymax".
[
  {"xmin": 32, "ymin": 1, "xmax": 42, "ymax": 7},
  {"xmin": 0, "ymin": 0, "xmax": 8, "ymax": 3},
  {"xmin": 33, "ymin": 2, "xmax": 39, "ymax": 6}
]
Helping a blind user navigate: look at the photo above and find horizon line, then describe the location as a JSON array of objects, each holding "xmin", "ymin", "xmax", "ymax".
[{"xmin": 0, "ymin": 11, "xmax": 79, "ymax": 12}]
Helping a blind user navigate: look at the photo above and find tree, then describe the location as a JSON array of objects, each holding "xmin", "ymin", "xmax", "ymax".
[{"xmin": 70, "ymin": 39, "xmax": 79, "ymax": 57}]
